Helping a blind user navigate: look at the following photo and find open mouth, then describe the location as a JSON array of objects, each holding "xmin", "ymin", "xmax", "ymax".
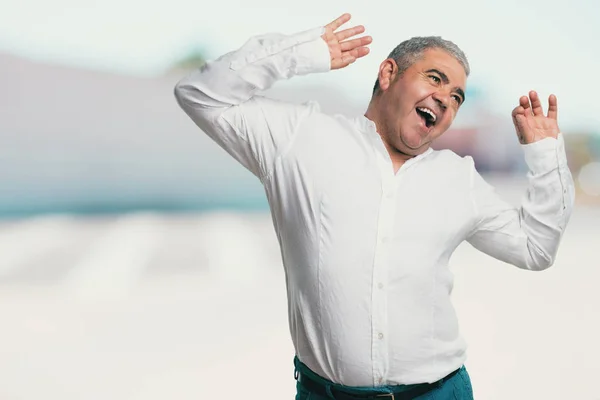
[{"xmin": 416, "ymin": 107, "xmax": 437, "ymax": 128}]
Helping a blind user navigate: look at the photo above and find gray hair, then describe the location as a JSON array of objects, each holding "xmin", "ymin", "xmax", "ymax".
[{"xmin": 372, "ymin": 36, "xmax": 470, "ymax": 95}]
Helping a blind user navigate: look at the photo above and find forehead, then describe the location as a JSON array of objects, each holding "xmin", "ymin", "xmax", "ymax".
[{"xmin": 411, "ymin": 48, "xmax": 467, "ymax": 87}]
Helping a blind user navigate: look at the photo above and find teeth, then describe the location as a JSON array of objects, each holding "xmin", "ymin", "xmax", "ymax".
[{"xmin": 417, "ymin": 107, "xmax": 437, "ymax": 122}]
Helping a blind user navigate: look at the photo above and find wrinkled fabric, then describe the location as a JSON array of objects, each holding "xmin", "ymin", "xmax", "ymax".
[{"xmin": 174, "ymin": 26, "xmax": 575, "ymax": 386}]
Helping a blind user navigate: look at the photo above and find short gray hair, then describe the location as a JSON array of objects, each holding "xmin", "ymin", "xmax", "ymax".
[{"xmin": 372, "ymin": 36, "xmax": 469, "ymax": 95}]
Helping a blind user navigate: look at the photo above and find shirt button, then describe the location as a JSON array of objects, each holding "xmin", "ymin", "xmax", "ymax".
[
  {"xmin": 378, "ymin": 333, "xmax": 384, "ymax": 339},
  {"xmin": 378, "ymin": 283, "xmax": 384, "ymax": 289},
  {"xmin": 381, "ymin": 237, "xmax": 389, "ymax": 244},
  {"xmin": 385, "ymin": 192, "xmax": 393, "ymax": 199}
]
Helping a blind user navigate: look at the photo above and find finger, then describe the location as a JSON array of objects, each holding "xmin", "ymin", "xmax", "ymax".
[
  {"xmin": 547, "ymin": 94, "xmax": 558, "ymax": 120},
  {"xmin": 335, "ymin": 25, "xmax": 365, "ymax": 41},
  {"xmin": 331, "ymin": 55, "xmax": 356, "ymax": 70},
  {"xmin": 345, "ymin": 46, "xmax": 370, "ymax": 60},
  {"xmin": 340, "ymin": 35, "xmax": 372, "ymax": 52},
  {"xmin": 512, "ymin": 105, "xmax": 524, "ymax": 117},
  {"xmin": 511, "ymin": 106, "xmax": 528, "ymax": 142},
  {"xmin": 512, "ymin": 105, "xmax": 526, "ymax": 124},
  {"xmin": 519, "ymin": 95, "xmax": 532, "ymax": 116},
  {"xmin": 529, "ymin": 90, "xmax": 544, "ymax": 116},
  {"xmin": 326, "ymin": 13, "xmax": 351, "ymax": 31},
  {"xmin": 511, "ymin": 105, "xmax": 528, "ymax": 127}
]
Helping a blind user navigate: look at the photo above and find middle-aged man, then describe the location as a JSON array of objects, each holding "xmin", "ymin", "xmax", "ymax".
[{"xmin": 174, "ymin": 13, "xmax": 575, "ymax": 400}]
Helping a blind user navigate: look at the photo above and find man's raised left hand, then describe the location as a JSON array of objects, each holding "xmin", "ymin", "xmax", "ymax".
[{"xmin": 512, "ymin": 90, "xmax": 560, "ymax": 144}]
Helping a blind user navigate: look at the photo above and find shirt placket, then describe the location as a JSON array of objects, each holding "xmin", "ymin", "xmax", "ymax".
[{"xmin": 370, "ymin": 151, "xmax": 397, "ymax": 386}]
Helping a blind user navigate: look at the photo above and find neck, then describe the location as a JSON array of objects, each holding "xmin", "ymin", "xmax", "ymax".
[{"xmin": 364, "ymin": 107, "xmax": 416, "ymax": 173}]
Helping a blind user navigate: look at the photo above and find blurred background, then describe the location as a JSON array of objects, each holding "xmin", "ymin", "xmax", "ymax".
[{"xmin": 1, "ymin": 0, "xmax": 599, "ymax": 399}]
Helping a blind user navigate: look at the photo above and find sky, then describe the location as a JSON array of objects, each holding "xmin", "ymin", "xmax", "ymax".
[{"xmin": 1, "ymin": 0, "xmax": 599, "ymax": 132}]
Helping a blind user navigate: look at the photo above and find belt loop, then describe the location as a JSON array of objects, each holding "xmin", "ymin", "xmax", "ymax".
[
  {"xmin": 325, "ymin": 384, "xmax": 334, "ymax": 399},
  {"xmin": 294, "ymin": 357, "xmax": 299, "ymax": 381}
]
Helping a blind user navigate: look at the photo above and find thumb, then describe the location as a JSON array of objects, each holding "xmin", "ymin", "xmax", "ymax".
[
  {"xmin": 512, "ymin": 106, "xmax": 526, "ymax": 128},
  {"xmin": 332, "ymin": 55, "xmax": 356, "ymax": 70},
  {"xmin": 512, "ymin": 107, "xmax": 529, "ymax": 143}
]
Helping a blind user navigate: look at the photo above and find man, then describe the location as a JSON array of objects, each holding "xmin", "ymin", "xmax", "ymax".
[{"xmin": 174, "ymin": 13, "xmax": 575, "ymax": 400}]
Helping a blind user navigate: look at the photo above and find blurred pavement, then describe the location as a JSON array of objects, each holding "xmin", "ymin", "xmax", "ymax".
[{"xmin": 0, "ymin": 177, "xmax": 599, "ymax": 400}]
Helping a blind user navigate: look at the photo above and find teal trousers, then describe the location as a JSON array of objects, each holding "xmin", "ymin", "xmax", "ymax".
[{"xmin": 294, "ymin": 357, "xmax": 474, "ymax": 400}]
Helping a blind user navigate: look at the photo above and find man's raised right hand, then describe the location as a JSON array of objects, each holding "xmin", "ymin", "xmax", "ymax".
[{"xmin": 322, "ymin": 13, "xmax": 372, "ymax": 70}]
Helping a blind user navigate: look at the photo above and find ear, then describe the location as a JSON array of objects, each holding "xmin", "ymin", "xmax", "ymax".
[{"xmin": 378, "ymin": 59, "xmax": 398, "ymax": 92}]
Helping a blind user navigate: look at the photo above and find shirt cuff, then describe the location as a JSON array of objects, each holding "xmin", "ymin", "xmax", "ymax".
[
  {"xmin": 522, "ymin": 134, "xmax": 566, "ymax": 175},
  {"xmin": 294, "ymin": 27, "xmax": 331, "ymax": 75},
  {"xmin": 229, "ymin": 26, "xmax": 328, "ymax": 72}
]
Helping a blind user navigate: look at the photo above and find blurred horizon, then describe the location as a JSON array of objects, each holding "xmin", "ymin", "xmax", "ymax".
[
  {"xmin": 2, "ymin": 50, "xmax": 599, "ymax": 218},
  {"xmin": 3, "ymin": 0, "xmax": 600, "ymax": 217}
]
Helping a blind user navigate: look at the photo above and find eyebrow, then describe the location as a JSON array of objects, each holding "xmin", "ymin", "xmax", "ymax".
[{"xmin": 425, "ymin": 68, "xmax": 466, "ymax": 103}]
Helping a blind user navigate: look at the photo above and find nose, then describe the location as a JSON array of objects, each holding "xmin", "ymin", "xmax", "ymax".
[{"xmin": 432, "ymin": 89, "xmax": 450, "ymax": 110}]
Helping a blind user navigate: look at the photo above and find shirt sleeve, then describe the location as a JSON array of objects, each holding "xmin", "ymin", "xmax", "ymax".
[
  {"xmin": 173, "ymin": 27, "xmax": 331, "ymax": 179},
  {"xmin": 466, "ymin": 134, "xmax": 576, "ymax": 270}
]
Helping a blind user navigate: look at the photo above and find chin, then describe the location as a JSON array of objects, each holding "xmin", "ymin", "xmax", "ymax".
[
  {"xmin": 399, "ymin": 135, "xmax": 429, "ymax": 154},
  {"xmin": 406, "ymin": 147, "xmax": 427, "ymax": 156},
  {"xmin": 394, "ymin": 143, "xmax": 422, "ymax": 157}
]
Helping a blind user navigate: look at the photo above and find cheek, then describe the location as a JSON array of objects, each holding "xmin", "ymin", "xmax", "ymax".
[
  {"xmin": 432, "ymin": 113, "xmax": 456, "ymax": 136},
  {"xmin": 442, "ymin": 110, "xmax": 457, "ymax": 126}
]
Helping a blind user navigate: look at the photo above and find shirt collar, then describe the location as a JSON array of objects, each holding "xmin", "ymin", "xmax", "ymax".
[{"xmin": 353, "ymin": 115, "xmax": 435, "ymax": 168}]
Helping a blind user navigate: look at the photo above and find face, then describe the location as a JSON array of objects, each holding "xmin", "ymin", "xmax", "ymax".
[{"xmin": 375, "ymin": 48, "xmax": 467, "ymax": 156}]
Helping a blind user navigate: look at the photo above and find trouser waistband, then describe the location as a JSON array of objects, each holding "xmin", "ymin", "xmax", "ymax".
[{"xmin": 294, "ymin": 357, "xmax": 461, "ymax": 400}]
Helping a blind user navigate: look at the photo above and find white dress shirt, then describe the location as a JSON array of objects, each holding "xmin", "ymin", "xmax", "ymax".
[{"xmin": 174, "ymin": 26, "xmax": 576, "ymax": 386}]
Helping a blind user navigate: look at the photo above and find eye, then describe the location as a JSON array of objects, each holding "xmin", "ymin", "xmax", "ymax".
[
  {"xmin": 429, "ymin": 75, "xmax": 441, "ymax": 84},
  {"xmin": 452, "ymin": 94, "xmax": 462, "ymax": 104}
]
